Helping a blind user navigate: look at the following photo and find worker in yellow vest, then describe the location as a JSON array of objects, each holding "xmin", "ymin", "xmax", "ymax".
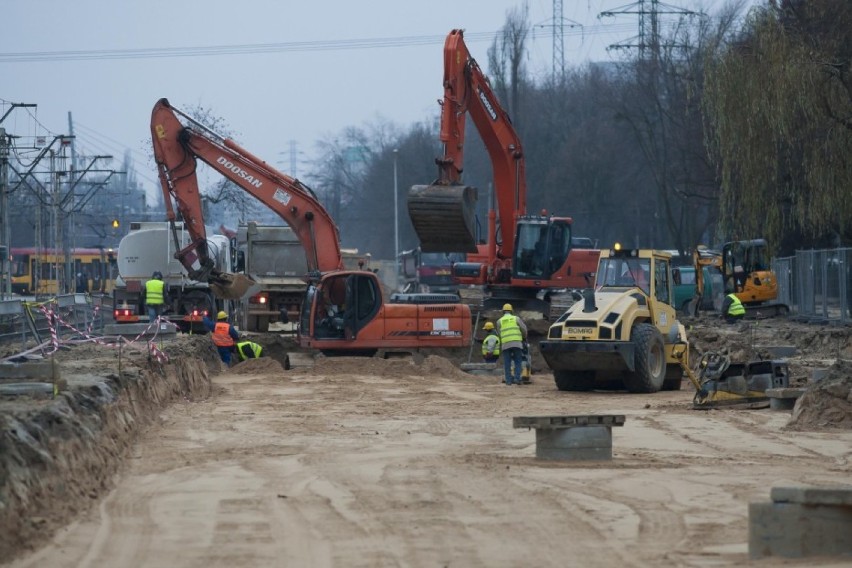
[
  {"xmin": 236, "ymin": 340, "xmax": 263, "ymax": 361},
  {"xmin": 481, "ymin": 322, "xmax": 501, "ymax": 363},
  {"xmin": 495, "ymin": 303, "xmax": 528, "ymax": 385},
  {"xmin": 722, "ymin": 293, "xmax": 746, "ymax": 324},
  {"xmin": 144, "ymin": 271, "xmax": 168, "ymax": 322}
]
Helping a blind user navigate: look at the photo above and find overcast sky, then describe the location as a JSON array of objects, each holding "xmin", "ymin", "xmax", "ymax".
[{"xmin": 2, "ymin": 0, "xmax": 738, "ymax": 200}]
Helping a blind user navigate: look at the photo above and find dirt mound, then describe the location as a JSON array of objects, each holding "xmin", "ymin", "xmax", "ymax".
[
  {"xmin": 231, "ymin": 357, "xmax": 285, "ymax": 375},
  {"xmin": 787, "ymin": 359, "xmax": 852, "ymax": 431},
  {"xmin": 311, "ymin": 356, "xmax": 417, "ymax": 377},
  {"xmin": 420, "ymin": 354, "xmax": 474, "ymax": 379},
  {"xmin": 309, "ymin": 354, "xmax": 469, "ymax": 379}
]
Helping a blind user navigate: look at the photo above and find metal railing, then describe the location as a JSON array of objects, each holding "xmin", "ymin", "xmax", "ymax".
[
  {"xmin": 773, "ymin": 248, "xmax": 851, "ymax": 325},
  {"xmin": 0, "ymin": 294, "xmax": 112, "ymax": 355}
]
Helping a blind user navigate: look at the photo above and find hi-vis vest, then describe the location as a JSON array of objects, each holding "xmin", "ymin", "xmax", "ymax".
[
  {"xmin": 237, "ymin": 341, "xmax": 263, "ymax": 360},
  {"xmin": 212, "ymin": 322, "xmax": 235, "ymax": 347},
  {"xmin": 727, "ymin": 294, "xmax": 746, "ymax": 316},
  {"xmin": 498, "ymin": 313, "xmax": 523, "ymax": 344},
  {"xmin": 145, "ymin": 279, "xmax": 165, "ymax": 305},
  {"xmin": 482, "ymin": 334, "xmax": 501, "ymax": 357}
]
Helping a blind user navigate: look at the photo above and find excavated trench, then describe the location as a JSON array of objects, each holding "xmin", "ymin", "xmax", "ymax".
[{"xmin": 0, "ymin": 336, "xmax": 222, "ymax": 561}]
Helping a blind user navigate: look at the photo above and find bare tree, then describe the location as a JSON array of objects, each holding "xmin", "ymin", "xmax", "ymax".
[{"xmin": 487, "ymin": 1, "xmax": 530, "ymax": 124}]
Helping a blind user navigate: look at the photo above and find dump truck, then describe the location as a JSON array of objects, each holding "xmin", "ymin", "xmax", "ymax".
[{"xmin": 234, "ymin": 222, "xmax": 308, "ymax": 332}]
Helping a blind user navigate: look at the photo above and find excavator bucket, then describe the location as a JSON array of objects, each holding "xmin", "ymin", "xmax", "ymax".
[
  {"xmin": 209, "ymin": 272, "xmax": 257, "ymax": 300},
  {"xmin": 407, "ymin": 184, "xmax": 479, "ymax": 253}
]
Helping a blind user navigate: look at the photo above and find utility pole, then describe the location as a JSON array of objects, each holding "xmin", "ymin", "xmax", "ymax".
[
  {"xmin": 0, "ymin": 102, "xmax": 38, "ymax": 298},
  {"xmin": 0, "ymin": 128, "xmax": 9, "ymax": 299},
  {"xmin": 600, "ymin": 0, "xmax": 698, "ymax": 61},
  {"xmin": 393, "ymin": 149, "xmax": 399, "ymax": 285},
  {"xmin": 537, "ymin": 1, "xmax": 581, "ymax": 82},
  {"xmin": 553, "ymin": 0, "xmax": 564, "ymax": 78}
]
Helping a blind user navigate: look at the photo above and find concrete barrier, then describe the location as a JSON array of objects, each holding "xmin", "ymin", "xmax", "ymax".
[
  {"xmin": 765, "ymin": 387, "xmax": 805, "ymax": 411},
  {"xmin": 513, "ymin": 415, "xmax": 626, "ymax": 461},
  {"xmin": 749, "ymin": 485, "xmax": 852, "ymax": 559}
]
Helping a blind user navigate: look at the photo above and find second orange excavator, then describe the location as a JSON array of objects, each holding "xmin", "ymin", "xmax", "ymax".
[
  {"xmin": 408, "ymin": 29, "xmax": 600, "ymax": 317},
  {"xmin": 151, "ymin": 98, "xmax": 471, "ymax": 355}
]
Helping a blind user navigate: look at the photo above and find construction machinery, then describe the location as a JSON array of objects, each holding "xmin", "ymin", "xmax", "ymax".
[
  {"xmin": 398, "ymin": 248, "xmax": 464, "ymax": 294},
  {"xmin": 407, "ymin": 29, "xmax": 600, "ymax": 317},
  {"xmin": 112, "ymin": 221, "xmax": 230, "ymax": 332},
  {"xmin": 691, "ymin": 239, "xmax": 788, "ymax": 317},
  {"xmin": 234, "ymin": 222, "xmax": 307, "ymax": 332},
  {"xmin": 151, "ymin": 98, "xmax": 471, "ymax": 354},
  {"xmin": 539, "ymin": 246, "xmax": 687, "ymax": 393},
  {"xmin": 672, "ymin": 345, "xmax": 790, "ymax": 409}
]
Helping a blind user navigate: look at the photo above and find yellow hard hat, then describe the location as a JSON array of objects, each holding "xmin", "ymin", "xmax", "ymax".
[
  {"xmin": 483, "ymin": 322, "xmax": 495, "ymax": 330},
  {"xmin": 217, "ymin": 310, "xmax": 228, "ymax": 320},
  {"xmin": 502, "ymin": 303, "xmax": 513, "ymax": 311}
]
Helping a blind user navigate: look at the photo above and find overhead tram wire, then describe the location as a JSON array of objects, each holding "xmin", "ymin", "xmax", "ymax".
[
  {"xmin": 0, "ymin": 25, "xmax": 636, "ymax": 63},
  {"xmin": 73, "ymin": 123, "xmax": 159, "ymax": 186}
]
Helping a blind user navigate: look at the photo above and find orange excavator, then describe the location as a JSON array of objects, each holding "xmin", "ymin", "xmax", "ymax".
[
  {"xmin": 408, "ymin": 29, "xmax": 600, "ymax": 317},
  {"xmin": 151, "ymin": 98, "xmax": 471, "ymax": 354}
]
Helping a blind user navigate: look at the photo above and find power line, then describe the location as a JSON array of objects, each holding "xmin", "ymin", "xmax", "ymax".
[{"xmin": 0, "ymin": 25, "xmax": 636, "ymax": 64}]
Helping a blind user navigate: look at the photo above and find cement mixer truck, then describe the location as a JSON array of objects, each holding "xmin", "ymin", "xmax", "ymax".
[{"xmin": 112, "ymin": 221, "xmax": 233, "ymax": 331}]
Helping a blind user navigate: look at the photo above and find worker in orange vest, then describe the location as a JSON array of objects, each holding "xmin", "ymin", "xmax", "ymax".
[{"xmin": 203, "ymin": 310, "xmax": 240, "ymax": 365}]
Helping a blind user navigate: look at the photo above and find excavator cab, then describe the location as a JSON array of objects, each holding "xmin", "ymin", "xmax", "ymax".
[
  {"xmin": 512, "ymin": 218, "xmax": 572, "ymax": 280},
  {"xmin": 722, "ymin": 239, "xmax": 776, "ymax": 303},
  {"xmin": 302, "ymin": 272, "xmax": 382, "ymax": 342}
]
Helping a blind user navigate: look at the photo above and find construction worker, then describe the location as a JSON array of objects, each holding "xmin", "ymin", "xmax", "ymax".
[
  {"xmin": 204, "ymin": 310, "xmax": 240, "ymax": 365},
  {"xmin": 495, "ymin": 303, "xmax": 528, "ymax": 385},
  {"xmin": 236, "ymin": 340, "xmax": 264, "ymax": 362},
  {"xmin": 144, "ymin": 271, "xmax": 167, "ymax": 322},
  {"xmin": 722, "ymin": 293, "xmax": 746, "ymax": 324},
  {"xmin": 481, "ymin": 322, "xmax": 501, "ymax": 363}
]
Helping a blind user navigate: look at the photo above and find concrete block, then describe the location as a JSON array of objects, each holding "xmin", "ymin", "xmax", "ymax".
[
  {"xmin": 766, "ymin": 387, "xmax": 805, "ymax": 411},
  {"xmin": 103, "ymin": 321, "xmax": 178, "ymax": 337},
  {"xmin": 535, "ymin": 425, "xmax": 613, "ymax": 461},
  {"xmin": 749, "ymin": 501, "xmax": 852, "ymax": 559},
  {"xmin": 0, "ymin": 360, "xmax": 59, "ymax": 381},
  {"xmin": 0, "ymin": 382, "xmax": 56, "ymax": 396},
  {"xmin": 513, "ymin": 415, "xmax": 626, "ymax": 429},
  {"xmin": 0, "ymin": 300, "xmax": 24, "ymax": 316},
  {"xmin": 771, "ymin": 486, "xmax": 852, "ymax": 507},
  {"xmin": 757, "ymin": 345, "xmax": 798, "ymax": 358},
  {"xmin": 810, "ymin": 368, "xmax": 830, "ymax": 383},
  {"xmin": 514, "ymin": 415, "xmax": 626, "ymax": 461},
  {"xmin": 460, "ymin": 362, "xmax": 500, "ymax": 376}
]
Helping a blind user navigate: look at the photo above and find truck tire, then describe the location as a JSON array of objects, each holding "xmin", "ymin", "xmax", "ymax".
[
  {"xmin": 662, "ymin": 364, "xmax": 683, "ymax": 391},
  {"xmin": 624, "ymin": 323, "xmax": 666, "ymax": 393},
  {"xmin": 554, "ymin": 370, "xmax": 596, "ymax": 391},
  {"xmin": 256, "ymin": 317, "xmax": 269, "ymax": 333}
]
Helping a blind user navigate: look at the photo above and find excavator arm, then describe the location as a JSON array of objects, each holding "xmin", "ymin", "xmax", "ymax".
[
  {"xmin": 408, "ymin": 29, "xmax": 526, "ymax": 256},
  {"xmin": 151, "ymin": 98, "xmax": 344, "ymax": 298}
]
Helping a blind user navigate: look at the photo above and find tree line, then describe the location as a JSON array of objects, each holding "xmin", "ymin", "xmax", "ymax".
[{"xmin": 309, "ymin": 0, "xmax": 851, "ymax": 260}]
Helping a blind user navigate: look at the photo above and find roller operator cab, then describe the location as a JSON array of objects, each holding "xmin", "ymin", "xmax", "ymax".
[
  {"xmin": 298, "ymin": 271, "xmax": 471, "ymax": 355},
  {"xmin": 540, "ymin": 247, "xmax": 689, "ymax": 393}
]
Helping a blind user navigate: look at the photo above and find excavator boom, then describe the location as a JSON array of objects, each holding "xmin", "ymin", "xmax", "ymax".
[
  {"xmin": 408, "ymin": 30, "xmax": 599, "ymax": 317},
  {"xmin": 408, "ymin": 29, "xmax": 526, "ymax": 254},
  {"xmin": 151, "ymin": 98, "xmax": 343, "ymax": 300},
  {"xmin": 151, "ymin": 98, "xmax": 472, "ymax": 351}
]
